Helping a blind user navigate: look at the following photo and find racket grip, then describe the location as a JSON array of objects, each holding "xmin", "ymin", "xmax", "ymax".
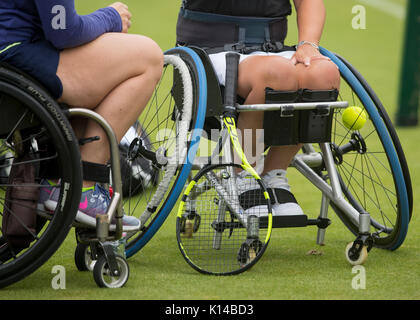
[{"xmin": 224, "ymin": 52, "xmax": 240, "ymax": 115}]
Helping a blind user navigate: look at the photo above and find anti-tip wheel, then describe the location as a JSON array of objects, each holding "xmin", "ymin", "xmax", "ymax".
[
  {"xmin": 93, "ymin": 254, "xmax": 130, "ymax": 288},
  {"xmin": 182, "ymin": 220, "xmax": 194, "ymax": 238},
  {"xmin": 74, "ymin": 243, "xmax": 97, "ymax": 272},
  {"xmin": 345, "ymin": 242, "xmax": 368, "ymax": 266}
]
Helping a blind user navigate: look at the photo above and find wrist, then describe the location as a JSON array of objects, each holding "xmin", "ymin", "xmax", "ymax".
[{"xmin": 296, "ymin": 41, "xmax": 319, "ymax": 50}]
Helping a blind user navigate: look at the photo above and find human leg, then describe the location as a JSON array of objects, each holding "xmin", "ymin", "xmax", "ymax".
[
  {"xmin": 57, "ymin": 33, "xmax": 163, "ymax": 186},
  {"xmin": 237, "ymin": 55, "xmax": 299, "ymax": 170},
  {"xmin": 45, "ymin": 33, "xmax": 163, "ymax": 229}
]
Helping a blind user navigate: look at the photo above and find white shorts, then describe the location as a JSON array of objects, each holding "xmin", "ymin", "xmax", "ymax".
[{"xmin": 208, "ymin": 50, "xmax": 296, "ymax": 86}]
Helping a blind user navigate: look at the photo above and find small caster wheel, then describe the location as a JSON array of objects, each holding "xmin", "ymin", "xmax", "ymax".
[
  {"xmin": 237, "ymin": 239, "xmax": 262, "ymax": 266},
  {"xmin": 93, "ymin": 254, "xmax": 130, "ymax": 288},
  {"xmin": 75, "ymin": 243, "xmax": 97, "ymax": 272},
  {"xmin": 184, "ymin": 220, "xmax": 194, "ymax": 238},
  {"xmin": 345, "ymin": 241, "xmax": 368, "ymax": 265},
  {"xmin": 192, "ymin": 215, "xmax": 201, "ymax": 233}
]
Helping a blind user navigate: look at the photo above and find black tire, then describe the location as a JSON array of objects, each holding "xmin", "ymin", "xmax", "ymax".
[
  {"xmin": 74, "ymin": 243, "xmax": 96, "ymax": 272},
  {"xmin": 0, "ymin": 65, "xmax": 82, "ymax": 288}
]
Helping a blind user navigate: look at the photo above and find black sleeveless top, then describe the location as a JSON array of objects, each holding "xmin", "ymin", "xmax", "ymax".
[{"xmin": 182, "ymin": 0, "xmax": 292, "ymax": 18}]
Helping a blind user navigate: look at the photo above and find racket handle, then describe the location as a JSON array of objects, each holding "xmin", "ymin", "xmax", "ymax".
[{"xmin": 224, "ymin": 52, "xmax": 240, "ymax": 116}]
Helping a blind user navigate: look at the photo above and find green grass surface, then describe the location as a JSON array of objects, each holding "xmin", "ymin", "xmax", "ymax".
[{"xmin": 2, "ymin": 0, "xmax": 420, "ymax": 300}]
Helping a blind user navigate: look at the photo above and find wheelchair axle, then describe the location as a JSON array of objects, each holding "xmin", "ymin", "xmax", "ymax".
[{"xmin": 331, "ymin": 132, "xmax": 367, "ymax": 165}]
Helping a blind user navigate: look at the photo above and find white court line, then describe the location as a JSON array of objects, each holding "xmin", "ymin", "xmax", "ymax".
[{"xmin": 356, "ymin": 0, "xmax": 406, "ymax": 20}]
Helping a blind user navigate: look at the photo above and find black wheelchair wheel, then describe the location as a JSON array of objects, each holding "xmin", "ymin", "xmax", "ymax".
[
  {"xmin": 0, "ymin": 65, "xmax": 82, "ymax": 287},
  {"xmin": 318, "ymin": 50, "xmax": 411, "ymax": 251}
]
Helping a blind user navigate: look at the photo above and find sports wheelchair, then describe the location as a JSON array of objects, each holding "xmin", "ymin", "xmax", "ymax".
[
  {"xmin": 170, "ymin": 46, "xmax": 413, "ymax": 275},
  {"xmin": 0, "ymin": 48, "xmax": 208, "ymax": 288}
]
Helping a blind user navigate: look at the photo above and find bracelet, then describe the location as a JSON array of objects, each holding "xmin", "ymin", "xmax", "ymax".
[{"xmin": 296, "ymin": 41, "xmax": 319, "ymax": 50}]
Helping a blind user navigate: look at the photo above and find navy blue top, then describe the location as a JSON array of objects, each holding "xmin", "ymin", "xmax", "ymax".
[{"xmin": 0, "ymin": 0, "xmax": 122, "ymax": 51}]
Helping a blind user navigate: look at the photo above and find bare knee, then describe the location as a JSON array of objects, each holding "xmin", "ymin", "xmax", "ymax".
[
  {"xmin": 239, "ymin": 57, "xmax": 299, "ymax": 99},
  {"xmin": 129, "ymin": 35, "xmax": 164, "ymax": 83},
  {"xmin": 58, "ymin": 34, "xmax": 163, "ymax": 108},
  {"xmin": 297, "ymin": 60, "xmax": 340, "ymax": 90}
]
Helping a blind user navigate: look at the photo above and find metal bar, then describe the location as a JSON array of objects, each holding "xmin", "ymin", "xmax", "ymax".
[
  {"xmin": 292, "ymin": 157, "xmax": 359, "ymax": 226},
  {"xmin": 320, "ymin": 143, "xmax": 343, "ymax": 200},
  {"xmin": 292, "ymin": 152, "xmax": 323, "ymax": 168},
  {"xmin": 237, "ymin": 101, "xmax": 348, "ymax": 112},
  {"xmin": 67, "ymin": 108, "xmax": 123, "ymax": 240},
  {"xmin": 316, "ymin": 194, "xmax": 330, "ymax": 245}
]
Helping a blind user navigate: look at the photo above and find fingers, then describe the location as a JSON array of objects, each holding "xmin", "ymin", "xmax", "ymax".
[
  {"xmin": 109, "ymin": 2, "xmax": 132, "ymax": 32},
  {"xmin": 294, "ymin": 54, "xmax": 331, "ymax": 67}
]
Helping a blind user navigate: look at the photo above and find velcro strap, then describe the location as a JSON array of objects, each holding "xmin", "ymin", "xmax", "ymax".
[
  {"xmin": 239, "ymin": 188, "xmax": 298, "ymax": 210},
  {"xmin": 270, "ymin": 188, "xmax": 298, "ymax": 205},
  {"xmin": 300, "ymin": 89, "xmax": 339, "ymax": 102},
  {"xmin": 82, "ymin": 161, "xmax": 110, "ymax": 184},
  {"xmin": 239, "ymin": 189, "xmax": 267, "ymax": 210}
]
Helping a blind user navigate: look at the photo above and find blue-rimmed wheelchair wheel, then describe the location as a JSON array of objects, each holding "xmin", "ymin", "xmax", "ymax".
[
  {"xmin": 124, "ymin": 47, "xmax": 207, "ymax": 258},
  {"xmin": 320, "ymin": 48, "xmax": 411, "ymax": 251},
  {"xmin": 0, "ymin": 65, "xmax": 82, "ymax": 287}
]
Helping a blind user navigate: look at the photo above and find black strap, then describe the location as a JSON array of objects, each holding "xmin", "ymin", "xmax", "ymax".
[
  {"xmin": 270, "ymin": 188, "xmax": 298, "ymax": 205},
  {"xmin": 176, "ymin": 9, "xmax": 289, "ymax": 54},
  {"xmin": 239, "ymin": 189, "xmax": 268, "ymax": 210},
  {"xmin": 239, "ymin": 188, "xmax": 297, "ymax": 210},
  {"xmin": 82, "ymin": 161, "xmax": 110, "ymax": 184},
  {"xmin": 204, "ymin": 41, "xmax": 286, "ymax": 55}
]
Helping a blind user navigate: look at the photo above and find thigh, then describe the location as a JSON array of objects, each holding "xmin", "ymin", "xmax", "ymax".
[
  {"xmin": 238, "ymin": 55, "xmax": 298, "ymax": 98},
  {"xmin": 57, "ymin": 32, "xmax": 162, "ymax": 108}
]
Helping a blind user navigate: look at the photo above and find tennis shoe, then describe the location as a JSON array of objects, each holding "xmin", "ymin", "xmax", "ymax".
[
  {"xmin": 262, "ymin": 169, "xmax": 304, "ymax": 216},
  {"xmin": 37, "ymin": 179, "xmax": 57, "ymax": 212},
  {"xmin": 45, "ymin": 183, "xmax": 141, "ymax": 231}
]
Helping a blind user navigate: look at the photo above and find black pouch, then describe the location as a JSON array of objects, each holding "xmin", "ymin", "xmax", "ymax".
[
  {"xmin": 298, "ymin": 89, "xmax": 339, "ymax": 143},
  {"xmin": 263, "ymin": 88, "xmax": 300, "ymax": 146},
  {"xmin": 2, "ymin": 154, "xmax": 39, "ymax": 251}
]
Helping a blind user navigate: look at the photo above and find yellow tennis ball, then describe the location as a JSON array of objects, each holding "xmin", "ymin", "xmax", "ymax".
[{"xmin": 342, "ymin": 106, "xmax": 367, "ymax": 130}]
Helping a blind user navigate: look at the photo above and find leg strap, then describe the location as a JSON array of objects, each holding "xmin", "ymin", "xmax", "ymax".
[
  {"xmin": 300, "ymin": 89, "xmax": 339, "ymax": 102},
  {"xmin": 82, "ymin": 161, "xmax": 110, "ymax": 184},
  {"xmin": 239, "ymin": 188, "xmax": 298, "ymax": 210},
  {"xmin": 269, "ymin": 188, "xmax": 298, "ymax": 205}
]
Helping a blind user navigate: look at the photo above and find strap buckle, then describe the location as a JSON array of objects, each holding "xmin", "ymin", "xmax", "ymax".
[
  {"xmin": 262, "ymin": 41, "xmax": 284, "ymax": 52},
  {"xmin": 223, "ymin": 42, "xmax": 246, "ymax": 53}
]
